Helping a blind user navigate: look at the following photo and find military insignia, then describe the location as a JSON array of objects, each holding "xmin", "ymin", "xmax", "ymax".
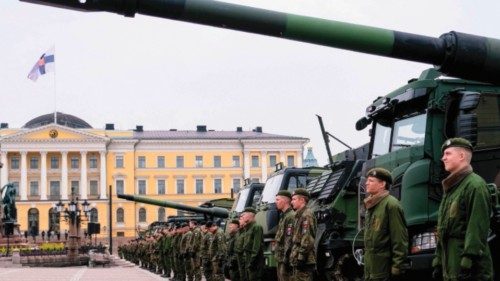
[
  {"xmin": 372, "ymin": 217, "xmax": 381, "ymax": 231},
  {"xmin": 449, "ymin": 201, "xmax": 458, "ymax": 218},
  {"xmin": 302, "ymin": 220, "xmax": 309, "ymax": 234},
  {"xmin": 286, "ymin": 224, "xmax": 293, "ymax": 236},
  {"xmin": 445, "ymin": 139, "xmax": 451, "ymax": 146}
]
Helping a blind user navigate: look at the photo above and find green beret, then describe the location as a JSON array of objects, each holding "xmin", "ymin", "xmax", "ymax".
[
  {"xmin": 243, "ymin": 207, "xmax": 257, "ymax": 214},
  {"xmin": 205, "ymin": 221, "xmax": 213, "ymax": 228},
  {"xmin": 441, "ymin": 137, "xmax": 473, "ymax": 153},
  {"xmin": 229, "ymin": 219, "xmax": 240, "ymax": 226},
  {"xmin": 276, "ymin": 190, "xmax": 292, "ymax": 199},
  {"xmin": 293, "ymin": 188, "xmax": 310, "ymax": 199},
  {"xmin": 366, "ymin": 168, "xmax": 392, "ymax": 184},
  {"xmin": 180, "ymin": 222, "xmax": 188, "ymax": 228}
]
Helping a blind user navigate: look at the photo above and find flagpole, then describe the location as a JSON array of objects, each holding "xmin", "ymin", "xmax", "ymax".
[{"xmin": 53, "ymin": 45, "xmax": 57, "ymax": 125}]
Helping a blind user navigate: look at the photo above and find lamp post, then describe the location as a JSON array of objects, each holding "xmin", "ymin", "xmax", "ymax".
[{"xmin": 55, "ymin": 195, "xmax": 90, "ymax": 263}]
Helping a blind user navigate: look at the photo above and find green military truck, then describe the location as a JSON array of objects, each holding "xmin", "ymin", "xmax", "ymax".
[{"xmin": 22, "ymin": 0, "xmax": 500, "ymax": 280}]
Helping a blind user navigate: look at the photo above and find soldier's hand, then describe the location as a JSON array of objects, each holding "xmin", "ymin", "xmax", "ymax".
[
  {"xmin": 457, "ymin": 267, "xmax": 472, "ymax": 281},
  {"xmin": 432, "ymin": 267, "xmax": 443, "ymax": 281}
]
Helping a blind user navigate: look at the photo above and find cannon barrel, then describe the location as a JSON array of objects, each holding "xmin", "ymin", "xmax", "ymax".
[
  {"xmin": 117, "ymin": 193, "xmax": 229, "ymax": 218},
  {"xmin": 20, "ymin": 0, "xmax": 500, "ymax": 84}
]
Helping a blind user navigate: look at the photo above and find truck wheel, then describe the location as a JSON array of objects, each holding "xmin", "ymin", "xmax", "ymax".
[{"xmin": 333, "ymin": 253, "xmax": 363, "ymax": 281}]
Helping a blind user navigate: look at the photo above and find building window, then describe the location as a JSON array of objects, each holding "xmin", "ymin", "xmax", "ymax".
[
  {"xmin": 30, "ymin": 157, "xmax": 39, "ymax": 170},
  {"xmin": 232, "ymin": 178, "xmax": 241, "ymax": 193},
  {"xmin": 48, "ymin": 207, "xmax": 60, "ymax": 232},
  {"xmin": 116, "ymin": 180, "xmax": 124, "ymax": 195},
  {"xmin": 12, "ymin": 182, "xmax": 19, "ymax": 198},
  {"xmin": 176, "ymin": 156, "xmax": 184, "ymax": 168},
  {"xmin": 117, "ymin": 232, "xmax": 125, "ymax": 237},
  {"xmin": 287, "ymin": 155, "xmax": 295, "ymax": 167},
  {"xmin": 158, "ymin": 208, "xmax": 166, "ymax": 222},
  {"xmin": 50, "ymin": 181, "xmax": 60, "ymax": 198},
  {"xmin": 138, "ymin": 180, "xmax": 146, "ymax": 195},
  {"xmin": 116, "ymin": 208, "xmax": 124, "ymax": 223},
  {"xmin": 232, "ymin": 156, "xmax": 240, "ymax": 167},
  {"xmin": 29, "ymin": 181, "xmax": 39, "ymax": 196},
  {"xmin": 195, "ymin": 156, "xmax": 203, "ymax": 168},
  {"xmin": 50, "ymin": 156, "xmax": 59, "ymax": 169},
  {"xmin": 115, "ymin": 155, "xmax": 124, "ymax": 168},
  {"xmin": 251, "ymin": 156, "xmax": 259, "ymax": 167},
  {"xmin": 213, "ymin": 156, "xmax": 221, "ymax": 168},
  {"xmin": 70, "ymin": 157, "xmax": 79, "ymax": 169},
  {"xmin": 138, "ymin": 156, "xmax": 146, "ymax": 168},
  {"xmin": 269, "ymin": 155, "xmax": 277, "ymax": 167},
  {"xmin": 89, "ymin": 156, "xmax": 98, "ymax": 169},
  {"xmin": 89, "ymin": 180, "xmax": 98, "ymax": 196},
  {"xmin": 90, "ymin": 208, "xmax": 98, "ymax": 223},
  {"xmin": 157, "ymin": 179, "xmax": 166, "ymax": 195},
  {"xmin": 214, "ymin": 178, "xmax": 222, "ymax": 194},
  {"xmin": 195, "ymin": 179, "xmax": 204, "ymax": 194},
  {"xmin": 139, "ymin": 208, "xmax": 147, "ymax": 223},
  {"xmin": 11, "ymin": 157, "xmax": 19, "ymax": 170},
  {"xmin": 157, "ymin": 156, "xmax": 165, "ymax": 168},
  {"xmin": 28, "ymin": 208, "xmax": 40, "ymax": 236},
  {"xmin": 176, "ymin": 179, "xmax": 184, "ymax": 194},
  {"xmin": 70, "ymin": 181, "xmax": 79, "ymax": 196}
]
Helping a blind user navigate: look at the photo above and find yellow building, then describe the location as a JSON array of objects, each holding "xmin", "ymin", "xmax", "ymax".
[{"xmin": 0, "ymin": 112, "xmax": 308, "ymax": 239}]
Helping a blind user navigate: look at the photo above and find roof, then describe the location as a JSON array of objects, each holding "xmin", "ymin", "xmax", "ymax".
[
  {"xmin": 133, "ymin": 130, "xmax": 307, "ymax": 140},
  {"xmin": 23, "ymin": 112, "xmax": 92, "ymax": 129}
]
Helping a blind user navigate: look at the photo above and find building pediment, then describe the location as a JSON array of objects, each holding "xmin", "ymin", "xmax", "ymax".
[{"xmin": 1, "ymin": 124, "xmax": 109, "ymax": 144}]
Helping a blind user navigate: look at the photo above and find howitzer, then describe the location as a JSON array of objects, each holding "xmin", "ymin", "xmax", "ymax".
[
  {"xmin": 20, "ymin": 0, "xmax": 500, "ymax": 84},
  {"xmin": 117, "ymin": 194, "xmax": 229, "ymax": 218}
]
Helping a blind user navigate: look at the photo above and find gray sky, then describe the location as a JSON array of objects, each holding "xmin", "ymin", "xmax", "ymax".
[{"xmin": 2, "ymin": 0, "xmax": 500, "ymax": 165}]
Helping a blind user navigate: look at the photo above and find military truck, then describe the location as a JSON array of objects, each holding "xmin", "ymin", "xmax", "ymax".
[
  {"xmin": 21, "ymin": 0, "xmax": 500, "ymax": 279},
  {"xmin": 228, "ymin": 180, "xmax": 264, "ymax": 222}
]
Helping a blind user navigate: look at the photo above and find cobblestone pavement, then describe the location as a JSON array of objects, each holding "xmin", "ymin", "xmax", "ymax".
[{"xmin": 0, "ymin": 266, "xmax": 168, "ymax": 281}]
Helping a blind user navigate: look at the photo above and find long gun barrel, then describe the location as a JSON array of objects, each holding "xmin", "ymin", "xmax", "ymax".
[
  {"xmin": 20, "ymin": 0, "xmax": 500, "ymax": 84},
  {"xmin": 118, "ymin": 193, "xmax": 229, "ymax": 218}
]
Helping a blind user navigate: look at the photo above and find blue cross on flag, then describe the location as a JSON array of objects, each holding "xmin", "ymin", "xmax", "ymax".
[{"xmin": 27, "ymin": 47, "xmax": 55, "ymax": 82}]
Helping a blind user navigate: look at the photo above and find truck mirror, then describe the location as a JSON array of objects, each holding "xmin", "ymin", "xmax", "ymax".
[{"xmin": 355, "ymin": 117, "xmax": 371, "ymax": 131}]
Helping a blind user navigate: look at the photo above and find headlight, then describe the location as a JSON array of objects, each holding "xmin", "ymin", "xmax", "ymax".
[{"xmin": 411, "ymin": 232, "xmax": 436, "ymax": 254}]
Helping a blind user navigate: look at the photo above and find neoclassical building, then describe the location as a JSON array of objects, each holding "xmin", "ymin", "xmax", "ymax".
[{"xmin": 0, "ymin": 112, "xmax": 308, "ymax": 238}]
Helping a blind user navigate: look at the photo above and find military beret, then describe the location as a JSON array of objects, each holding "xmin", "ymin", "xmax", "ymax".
[
  {"xmin": 366, "ymin": 168, "xmax": 392, "ymax": 184},
  {"xmin": 293, "ymin": 188, "xmax": 310, "ymax": 199},
  {"xmin": 441, "ymin": 137, "xmax": 473, "ymax": 153},
  {"xmin": 243, "ymin": 207, "xmax": 257, "ymax": 214},
  {"xmin": 276, "ymin": 190, "xmax": 292, "ymax": 200},
  {"xmin": 205, "ymin": 221, "xmax": 213, "ymax": 228},
  {"xmin": 180, "ymin": 222, "xmax": 188, "ymax": 228},
  {"xmin": 229, "ymin": 219, "xmax": 240, "ymax": 226}
]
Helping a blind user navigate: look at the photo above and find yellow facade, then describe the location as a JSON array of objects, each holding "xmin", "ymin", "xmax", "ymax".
[{"xmin": 0, "ymin": 113, "xmax": 308, "ymax": 240}]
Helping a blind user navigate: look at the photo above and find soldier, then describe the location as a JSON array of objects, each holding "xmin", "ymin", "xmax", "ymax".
[
  {"xmin": 363, "ymin": 168, "xmax": 408, "ymax": 281},
  {"xmin": 235, "ymin": 215, "xmax": 248, "ymax": 281},
  {"xmin": 182, "ymin": 223, "xmax": 194, "ymax": 281},
  {"xmin": 432, "ymin": 138, "xmax": 493, "ymax": 281},
  {"xmin": 241, "ymin": 207, "xmax": 264, "ymax": 281},
  {"xmin": 189, "ymin": 220, "xmax": 203, "ymax": 281},
  {"xmin": 274, "ymin": 190, "xmax": 295, "ymax": 281},
  {"xmin": 201, "ymin": 222, "xmax": 214, "ymax": 281},
  {"xmin": 290, "ymin": 188, "xmax": 316, "ymax": 281},
  {"xmin": 209, "ymin": 221, "xmax": 226, "ymax": 281},
  {"xmin": 226, "ymin": 219, "xmax": 241, "ymax": 281}
]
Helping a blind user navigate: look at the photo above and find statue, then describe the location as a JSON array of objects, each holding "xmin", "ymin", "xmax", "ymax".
[{"xmin": 1, "ymin": 183, "xmax": 17, "ymax": 222}]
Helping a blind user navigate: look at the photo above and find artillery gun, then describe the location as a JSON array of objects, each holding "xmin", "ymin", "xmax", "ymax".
[{"xmin": 21, "ymin": 0, "xmax": 500, "ymax": 280}]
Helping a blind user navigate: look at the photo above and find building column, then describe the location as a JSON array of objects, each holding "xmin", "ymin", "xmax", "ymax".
[
  {"xmin": 243, "ymin": 151, "xmax": 250, "ymax": 179},
  {"xmin": 0, "ymin": 152, "xmax": 8, "ymax": 187},
  {"xmin": 260, "ymin": 150, "xmax": 268, "ymax": 182},
  {"xmin": 20, "ymin": 151, "xmax": 28, "ymax": 200},
  {"xmin": 40, "ymin": 152, "xmax": 47, "ymax": 200},
  {"xmin": 80, "ymin": 151, "xmax": 87, "ymax": 200},
  {"xmin": 298, "ymin": 149, "xmax": 304, "ymax": 168},
  {"xmin": 61, "ymin": 151, "xmax": 68, "ymax": 200},
  {"xmin": 99, "ymin": 151, "xmax": 107, "ymax": 199},
  {"xmin": 280, "ymin": 150, "xmax": 286, "ymax": 166}
]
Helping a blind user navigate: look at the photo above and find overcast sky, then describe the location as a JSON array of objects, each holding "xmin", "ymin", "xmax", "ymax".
[{"xmin": 2, "ymin": 0, "xmax": 500, "ymax": 165}]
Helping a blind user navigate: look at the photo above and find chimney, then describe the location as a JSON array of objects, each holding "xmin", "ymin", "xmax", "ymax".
[
  {"xmin": 105, "ymin": 123, "xmax": 114, "ymax": 130},
  {"xmin": 255, "ymin": 126, "xmax": 262, "ymax": 133},
  {"xmin": 135, "ymin": 125, "xmax": 143, "ymax": 132},
  {"xmin": 196, "ymin": 125, "xmax": 207, "ymax": 132},
  {"xmin": 0, "ymin": 123, "xmax": 8, "ymax": 129},
  {"xmin": 169, "ymin": 129, "xmax": 177, "ymax": 131},
  {"xmin": 236, "ymin": 127, "xmax": 243, "ymax": 132}
]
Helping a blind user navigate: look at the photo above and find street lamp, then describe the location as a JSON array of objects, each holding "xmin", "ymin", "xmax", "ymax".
[{"xmin": 55, "ymin": 196, "xmax": 91, "ymax": 263}]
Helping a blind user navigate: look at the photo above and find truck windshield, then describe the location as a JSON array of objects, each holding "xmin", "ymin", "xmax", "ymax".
[
  {"xmin": 260, "ymin": 174, "xmax": 284, "ymax": 204},
  {"xmin": 372, "ymin": 123, "xmax": 391, "ymax": 157},
  {"xmin": 391, "ymin": 113, "xmax": 427, "ymax": 151},
  {"xmin": 234, "ymin": 188, "xmax": 250, "ymax": 212}
]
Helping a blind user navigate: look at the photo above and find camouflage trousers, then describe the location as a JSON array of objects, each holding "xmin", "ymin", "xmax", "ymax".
[
  {"xmin": 191, "ymin": 255, "xmax": 202, "ymax": 281},
  {"xmin": 212, "ymin": 259, "xmax": 225, "ymax": 281},
  {"xmin": 292, "ymin": 265, "xmax": 314, "ymax": 281},
  {"xmin": 203, "ymin": 258, "xmax": 213, "ymax": 281},
  {"xmin": 277, "ymin": 262, "xmax": 292, "ymax": 281},
  {"xmin": 185, "ymin": 255, "xmax": 194, "ymax": 281},
  {"xmin": 236, "ymin": 255, "xmax": 247, "ymax": 281}
]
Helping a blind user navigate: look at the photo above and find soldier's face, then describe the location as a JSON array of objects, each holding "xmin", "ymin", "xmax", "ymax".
[
  {"xmin": 228, "ymin": 223, "xmax": 239, "ymax": 234},
  {"xmin": 441, "ymin": 147, "xmax": 465, "ymax": 173},
  {"xmin": 275, "ymin": 195, "xmax": 289, "ymax": 211},
  {"xmin": 291, "ymin": 195, "xmax": 305, "ymax": 210},
  {"xmin": 365, "ymin": 176, "xmax": 386, "ymax": 195}
]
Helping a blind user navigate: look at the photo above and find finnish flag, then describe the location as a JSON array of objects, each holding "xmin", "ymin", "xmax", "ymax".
[{"xmin": 27, "ymin": 46, "xmax": 55, "ymax": 82}]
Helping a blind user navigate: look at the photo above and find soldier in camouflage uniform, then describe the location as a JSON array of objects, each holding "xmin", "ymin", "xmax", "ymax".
[
  {"xmin": 209, "ymin": 221, "xmax": 227, "ymax": 281},
  {"xmin": 172, "ymin": 224, "xmax": 186, "ymax": 281},
  {"xmin": 363, "ymin": 168, "xmax": 408, "ymax": 281},
  {"xmin": 274, "ymin": 190, "xmax": 295, "ymax": 281},
  {"xmin": 241, "ymin": 207, "xmax": 264, "ymax": 281},
  {"xmin": 235, "ymin": 215, "xmax": 248, "ymax": 281},
  {"xmin": 201, "ymin": 222, "xmax": 214, "ymax": 281},
  {"xmin": 161, "ymin": 227, "xmax": 173, "ymax": 277},
  {"xmin": 182, "ymin": 223, "xmax": 194, "ymax": 281},
  {"xmin": 226, "ymin": 219, "xmax": 241, "ymax": 281},
  {"xmin": 189, "ymin": 220, "xmax": 203, "ymax": 281},
  {"xmin": 290, "ymin": 188, "xmax": 316, "ymax": 281},
  {"xmin": 432, "ymin": 138, "xmax": 493, "ymax": 281}
]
